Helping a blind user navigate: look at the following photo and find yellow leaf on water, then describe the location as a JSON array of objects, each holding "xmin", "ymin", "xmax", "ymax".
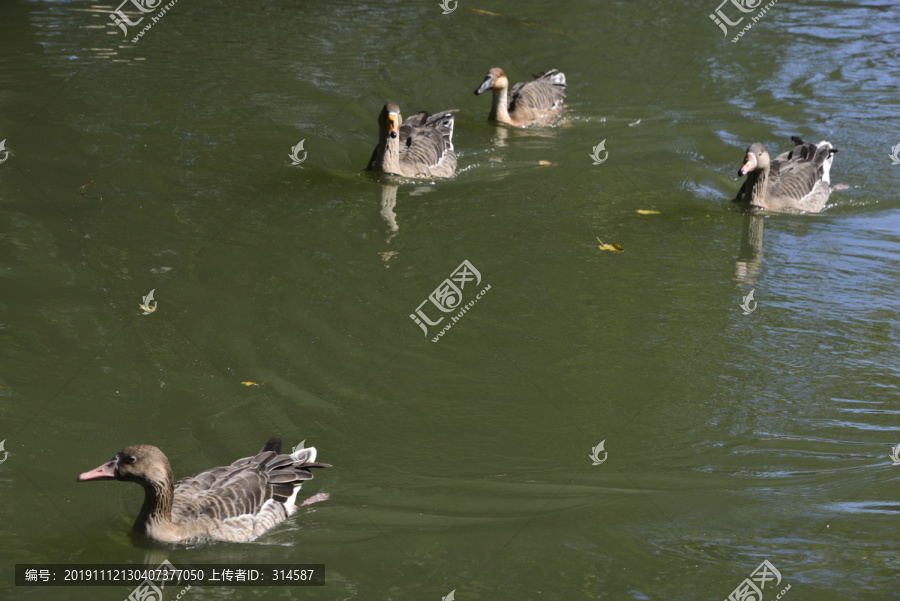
[
  {"xmin": 597, "ymin": 237, "xmax": 625, "ymax": 252},
  {"xmin": 539, "ymin": 160, "xmax": 552, "ymax": 166},
  {"xmin": 469, "ymin": 7, "xmax": 501, "ymax": 16},
  {"xmin": 241, "ymin": 381, "xmax": 260, "ymax": 387},
  {"xmin": 636, "ymin": 210, "xmax": 660, "ymax": 215}
]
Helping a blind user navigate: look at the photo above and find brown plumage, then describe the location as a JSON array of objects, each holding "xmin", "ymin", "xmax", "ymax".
[
  {"xmin": 474, "ymin": 67, "xmax": 566, "ymax": 127},
  {"xmin": 77, "ymin": 437, "xmax": 330, "ymax": 544},
  {"xmin": 366, "ymin": 103, "xmax": 457, "ymax": 178},
  {"xmin": 734, "ymin": 136, "xmax": 839, "ymax": 213}
]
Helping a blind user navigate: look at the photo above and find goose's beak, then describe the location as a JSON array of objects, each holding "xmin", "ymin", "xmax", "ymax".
[
  {"xmin": 738, "ymin": 153, "xmax": 757, "ymax": 176},
  {"xmin": 387, "ymin": 113, "xmax": 399, "ymax": 139},
  {"xmin": 475, "ymin": 74, "xmax": 493, "ymax": 95},
  {"xmin": 77, "ymin": 459, "xmax": 117, "ymax": 482}
]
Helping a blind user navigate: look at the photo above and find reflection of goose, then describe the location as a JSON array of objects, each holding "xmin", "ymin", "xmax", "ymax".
[
  {"xmin": 735, "ymin": 211, "xmax": 764, "ymax": 284},
  {"xmin": 367, "ymin": 103, "xmax": 457, "ymax": 178},
  {"xmin": 77, "ymin": 438, "xmax": 329, "ymax": 543},
  {"xmin": 474, "ymin": 68, "xmax": 566, "ymax": 127},
  {"xmin": 380, "ymin": 184, "xmax": 399, "ymax": 240},
  {"xmin": 734, "ymin": 136, "xmax": 839, "ymax": 213}
]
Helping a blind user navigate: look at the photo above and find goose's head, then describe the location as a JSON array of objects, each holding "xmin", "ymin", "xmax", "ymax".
[
  {"xmin": 378, "ymin": 103, "xmax": 402, "ymax": 139},
  {"xmin": 77, "ymin": 445, "xmax": 172, "ymax": 488},
  {"xmin": 738, "ymin": 143, "xmax": 770, "ymax": 176},
  {"xmin": 475, "ymin": 68, "xmax": 508, "ymax": 95}
]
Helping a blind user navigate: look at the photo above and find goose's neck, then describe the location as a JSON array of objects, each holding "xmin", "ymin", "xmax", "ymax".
[
  {"xmin": 748, "ymin": 165, "xmax": 769, "ymax": 205},
  {"xmin": 375, "ymin": 132, "xmax": 401, "ymax": 175},
  {"xmin": 490, "ymin": 88, "xmax": 511, "ymax": 124},
  {"xmin": 134, "ymin": 473, "xmax": 175, "ymax": 533}
]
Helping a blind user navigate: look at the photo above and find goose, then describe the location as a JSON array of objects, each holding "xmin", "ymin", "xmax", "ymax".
[
  {"xmin": 474, "ymin": 67, "xmax": 566, "ymax": 127},
  {"xmin": 366, "ymin": 103, "xmax": 457, "ymax": 178},
  {"xmin": 734, "ymin": 136, "xmax": 839, "ymax": 213},
  {"xmin": 77, "ymin": 437, "xmax": 330, "ymax": 544}
]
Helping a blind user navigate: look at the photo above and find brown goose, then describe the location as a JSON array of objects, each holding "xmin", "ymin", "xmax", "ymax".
[
  {"xmin": 474, "ymin": 67, "xmax": 566, "ymax": 127},
  {"xmin": 734, "ymin": 136, "xmax": 839, "ymax": 213},
  {"xmin": 366, "ymin": 103, "xmax": 457, "ymax": 178},
  {"xmin": 77, "ymin": 437, "xmax": 330, "ymax": 543}
]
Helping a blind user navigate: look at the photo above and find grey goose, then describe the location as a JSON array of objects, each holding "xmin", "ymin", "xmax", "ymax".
[
  {"xmin": 735, "ymin": 136, "xmax": 839, "ymax": 213},
  {"xmin": 366, "ymin": 102, "xmax": 458, "ymax": 178},
  {"xmin": 474, "ymin": 67, "xmax": 566, "ymax": 127},
  {"xmin": 77, "ymin": 437, "xmax": 329, "ymax": 543}
]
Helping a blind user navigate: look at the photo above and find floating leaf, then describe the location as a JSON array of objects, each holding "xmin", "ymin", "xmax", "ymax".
[
  {"xmin": 241, "ymin": 381, "xmax": 260, "ymax": 387},
  {"xmin": 636, "ymin": 210, "xmax": 660, "ymax": 215},
  {"xmin": 538, "ymin": 160, "xmax": 552, "ymax": 166},
  {"xmin": 597, "ymin": 237, "xmax": 624, "ymax": 252}
]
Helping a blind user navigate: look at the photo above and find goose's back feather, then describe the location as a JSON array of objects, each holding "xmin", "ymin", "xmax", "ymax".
[
  {"xmin": 508, "ymin": 70, "xmax": 566, "ymax": 126},
  {"xmin": 397, "ymin": 110, "xmax": 457, "ymax": 178}
]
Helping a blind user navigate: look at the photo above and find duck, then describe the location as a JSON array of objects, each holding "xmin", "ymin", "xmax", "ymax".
[
  {"xmin": 366, "ymin": 103, "xmax": 457, "ymax": 178},
  {"xmin": 77, "ymin": 437, "xmax": 330, "ymax": 544},
  {"xmin": 474, "ymin": 67, "xmax": 566, "ymax": 127},
  {"xmin": 734, "ymin": 136, "xmax": 839, "ymax": 213}
]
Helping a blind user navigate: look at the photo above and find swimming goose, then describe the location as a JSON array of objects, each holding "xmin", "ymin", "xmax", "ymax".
[
  {"xmin": 734, "ymin": 136, "xmax": 839, "ymax": 213},
  {"xmin": 77, "ymin": 437, "xmax": 330, "ymax": 543},
  {"xmin": 366, "ymin": 103, "xmax": 457, "ymax": 178},
  {"xmin": 474, "ymin": 68, "xmax": 566, "ymax": 127}
]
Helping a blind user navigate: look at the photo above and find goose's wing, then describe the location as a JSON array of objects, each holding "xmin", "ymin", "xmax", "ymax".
[
  {"xmin": 509, "ymin": 70, "xmax": 566, "ymax": 114},
  {"xmin": 172, "ymin": 451, "xmax": 327, "ymax": 523},
  {"xmin": 398, "ymin": 110, "xmax": 457, "ymax": 176}
]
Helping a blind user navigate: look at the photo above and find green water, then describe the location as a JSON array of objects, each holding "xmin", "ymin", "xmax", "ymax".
[{"xmin": 2, "ymin": 0, "xmax": 899, "ymax": 599}]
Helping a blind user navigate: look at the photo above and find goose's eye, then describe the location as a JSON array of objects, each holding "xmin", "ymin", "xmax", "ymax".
[{"xmin": 126, "ymin": 456, "xmax": 137, "ymax": 465}]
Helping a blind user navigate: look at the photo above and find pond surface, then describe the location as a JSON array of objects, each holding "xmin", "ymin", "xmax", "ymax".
[{"xmin": 1, "ymin": 0, "xmax": 899, "ymax": 599}]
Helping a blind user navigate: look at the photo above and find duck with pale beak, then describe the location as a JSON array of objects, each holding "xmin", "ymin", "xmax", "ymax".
[{"xmin": 734, "ymin": 136, "xmax": 839, "ymax": 213}]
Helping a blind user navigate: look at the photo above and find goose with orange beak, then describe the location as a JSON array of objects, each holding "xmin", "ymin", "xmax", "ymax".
[
  {"xmin": 366, "ymin": 103, "xmax": 458, "ymax": 178},
  {"xmin": 734, "ymin": 136, "xmax": 839, "ymax": 213}
]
